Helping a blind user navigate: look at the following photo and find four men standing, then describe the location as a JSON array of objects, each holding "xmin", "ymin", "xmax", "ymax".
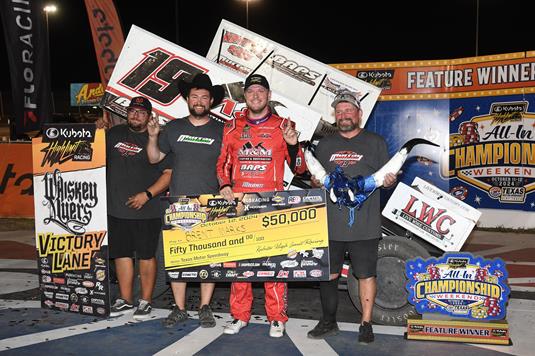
[{"xmin": 105, "ymin": 73, "xmax": 396, "ymax": 345}]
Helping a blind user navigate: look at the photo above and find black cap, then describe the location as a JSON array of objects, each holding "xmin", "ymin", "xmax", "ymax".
[
  {"xmin": 244, "ymin": 74, "xmax": 270, "ymax": 90},
  {"xmin": 128, "ymin": 96, "xmax": 152, "ymax": 112},
  {"xmin": 178, "ymin": 73, "xmax": 225, "ymax": 107}
]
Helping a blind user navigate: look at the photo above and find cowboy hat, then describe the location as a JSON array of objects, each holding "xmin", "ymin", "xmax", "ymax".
[{"xmin": 178, "ymin": 73, "xmax": 225, "ymax": 108}]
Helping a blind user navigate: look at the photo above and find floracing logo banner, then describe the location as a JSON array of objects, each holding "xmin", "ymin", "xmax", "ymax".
[
  {"xmin": 161, "ymin": 189, "xmax": 330, "ymax": 282},
  {"xmin": 206, "ymin": 19, "xmax": 382, "ymax": 126},
  {"xmin": 447, "ymin": 101, "xmax": 535, "ymax": 204},
  {"xmin": 102, "ymin": 25, "xmax": 321, "ymax": 142},
  {"xmin": 32, "ymin": 124, "xmax": 110, "ymax": 317},
  {"xmin": 406, "ymin": 253, "xmax": 509, "ymax": 321}
]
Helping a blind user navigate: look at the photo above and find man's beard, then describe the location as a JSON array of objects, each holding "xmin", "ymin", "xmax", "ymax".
[
  {"xmin": 337, "ymin": 119, "xmax": 358, "ymax": 132},
  {"xmin": 189, "ymin": 105, "xmax": 210, "ymax": 118},
  {"xmin": 128, "ymin": 120, "xmax": 146, "ymax": 132}
]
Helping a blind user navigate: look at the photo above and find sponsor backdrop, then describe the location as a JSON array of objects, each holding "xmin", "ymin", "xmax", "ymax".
[
  {"xmin": 162, "ymin": 189, "xmax": 330, "ymax": 282},
  {"xmin": 0, "ymin": 143, "xmax": 34, "ymax": 217},
  {"xmin": 333, "ymin": 51, "xmax": 535, "ymax": 217},
  {"xmin": 32, "ymin": 124, "xmax": 110, "ymax": 317}
]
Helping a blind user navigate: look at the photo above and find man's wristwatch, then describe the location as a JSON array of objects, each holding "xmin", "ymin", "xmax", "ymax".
[{"xmin": 145, "ymin": 190, "xmax": 153, "ymax": 199}]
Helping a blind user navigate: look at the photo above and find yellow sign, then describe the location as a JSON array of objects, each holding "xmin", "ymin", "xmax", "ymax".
[{"xmin": 163, "ymin": 204, "xmax": 327, "ymax": 269}]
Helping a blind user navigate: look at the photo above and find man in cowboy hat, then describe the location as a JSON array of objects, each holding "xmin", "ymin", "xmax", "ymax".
[{"xmin": 147, "ymin": 73, "xmax": 225, "ymax": 328}]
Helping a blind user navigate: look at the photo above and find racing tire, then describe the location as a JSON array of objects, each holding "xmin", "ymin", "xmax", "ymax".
[{"xmin": 347, "ymin": 236, "xmax": 430, "ymax": 326}]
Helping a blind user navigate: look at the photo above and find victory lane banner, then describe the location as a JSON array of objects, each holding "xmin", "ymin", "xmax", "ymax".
[
  {"xmin": 32, "ymin": 123, "xmax": 110, "ymax": 317},
  {"xmin": 161, "ymin": 189, "xmax": 330, "ymax": 281}
]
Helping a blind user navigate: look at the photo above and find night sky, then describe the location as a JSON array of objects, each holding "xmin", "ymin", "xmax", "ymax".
[{"xmin": 0, "ymin": 0, "xmax": 533, "ymax": 91}]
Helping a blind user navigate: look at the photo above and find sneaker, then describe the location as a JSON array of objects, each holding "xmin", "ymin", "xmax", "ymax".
[
  {"xmin": 162, "ymin": 306, "xmax": 188, "ymax": 328},
  {"xmin": 358, "ymin": 321, "xmax": 375, "ymax": 344},
  {"xmin": 198, "ymin": 305, "xmax": 216, "ymax": 328},
  {"xmin": 269, "ymin": 320, "xmax": 285, "ymax": 338},
  {"xmin": 133, "ymin": 299, "xmax": 152, "ymax": 320},
  {"xmin": 223, "ymin": 319, "xmax": 248, "ymax": 335},
  {"xmin": 109, "ymin": 298, "xmax": 134, "ymax": 317},
  {"xmin": 307, "ymin": 320, "xmax": 339, "ymax": 339}
]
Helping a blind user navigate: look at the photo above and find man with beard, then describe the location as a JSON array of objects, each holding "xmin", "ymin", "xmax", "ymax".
[
  {"xmin": 217, "ymin": 74, "xmax": 300, "ymax": 338},
  {"xmin": 146, "ymin": 73, "xmax": 224, "ymax": 328},
  {"xmin": 307, "ymin": 90, "xmax": 397, "ymax": 344},
  {"xmin": 106, "ymin": 96, "xmax": 172, "ymax": 320}
]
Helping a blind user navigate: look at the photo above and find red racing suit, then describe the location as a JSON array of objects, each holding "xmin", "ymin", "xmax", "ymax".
[{"xmin": 216, "ymin": 110, "xmax": 300, "ymax": 322}]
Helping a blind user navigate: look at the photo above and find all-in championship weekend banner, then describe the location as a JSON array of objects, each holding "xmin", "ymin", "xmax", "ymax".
[
  {"xmin": 162, "ymin": 189, "xmax": 330, "ymax": 282},
  {"xmin": 333, "ymin": 52, "xmax": 535, "ymax": 212},
  {"xmin": 101, "ymin": 25, "xmax": 321, "ymax": 143},
  {"xmin": 206, "ymin": 20, "xmax": 381, "ymax": 129},
  {"xmin": 32, "ymin": 124, "xmax": 110, "ymax": 317}
]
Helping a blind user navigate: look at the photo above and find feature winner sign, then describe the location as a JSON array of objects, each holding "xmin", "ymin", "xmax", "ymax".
[
  {"xmin": 161, "ymin": 189, "xmax": 329, "ymax": 281},
  {"xmin": 32, "ymin": 124, "xmax": 110, "ymax": 317},
  {"xmin": 383, "ymin": 177, "xmax": 481, "ymax": 251},
  {"xmin": 405, "ymin": 253, "xmax": 510, "ymax": 345}
]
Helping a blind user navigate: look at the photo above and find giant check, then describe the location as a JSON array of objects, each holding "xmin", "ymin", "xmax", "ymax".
[{"xmin": 162, "ymin": 189, "xmax": 329, "ymax": 281}]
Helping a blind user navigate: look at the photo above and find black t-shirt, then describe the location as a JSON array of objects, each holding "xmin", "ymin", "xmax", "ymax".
[
  {"xmin": 106, "ymin": 124, "xmax": 170, "ymax": 219},
  {"xmin": 315, "ymin": 130, "xmax": 389, "ymax": 241},
  {"xmin": 158, "ymin": 117, "xmax": 223, "ymax": 195}
]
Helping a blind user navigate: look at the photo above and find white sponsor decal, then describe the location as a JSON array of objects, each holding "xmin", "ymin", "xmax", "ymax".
[
  {"xmin": 280, "ymin": 260, "xmax": 298, "ymax": 268},
  {"xmin": 309, "ymin": 269, "xmax": 323, "ymax": 277},
  {"xmin": 300, "ymin": 260, "xmax": 318, "ymax": 267},
  {"xmin": 75, "ymin": 287, "xmax": 88, "ymax": 294},
  {"xmin": 312, "ymin": 249, "xmax": 324, "ymax": 259},
  {"xmin": 181, "ymin": 272, "xmax": 198, "ymax": 278},
  {"xmin": 293, "ymin": 270, "xmax": 307, "ymax": 278},
  {"xmin": 257, "ymin": 271, "xmax": 275, "ymax": 277},
  {"xmin": 55, "ymin": 293, "xmax": 69, "ymax": 300}
]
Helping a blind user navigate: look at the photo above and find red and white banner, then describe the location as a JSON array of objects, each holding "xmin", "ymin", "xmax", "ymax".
[
  {"xmin": 101, "ymin": 26, "xmax": 321, "ymax": 142},
  {"xmin": 383, "ymin": 177, "xmax": 481, "ymax": 251},
  {"xmin": 84, "ymin": 0, "xmax": 125, "ymax": 85},
  {"xmin": 206, "ymin": 20, "xmax": 382, "ymax": 126}
]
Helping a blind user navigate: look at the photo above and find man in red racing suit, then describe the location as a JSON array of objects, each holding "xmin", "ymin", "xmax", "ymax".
[{"xmin": 217, "ymin": 74, "xmax": 301, "ymax": 337}]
